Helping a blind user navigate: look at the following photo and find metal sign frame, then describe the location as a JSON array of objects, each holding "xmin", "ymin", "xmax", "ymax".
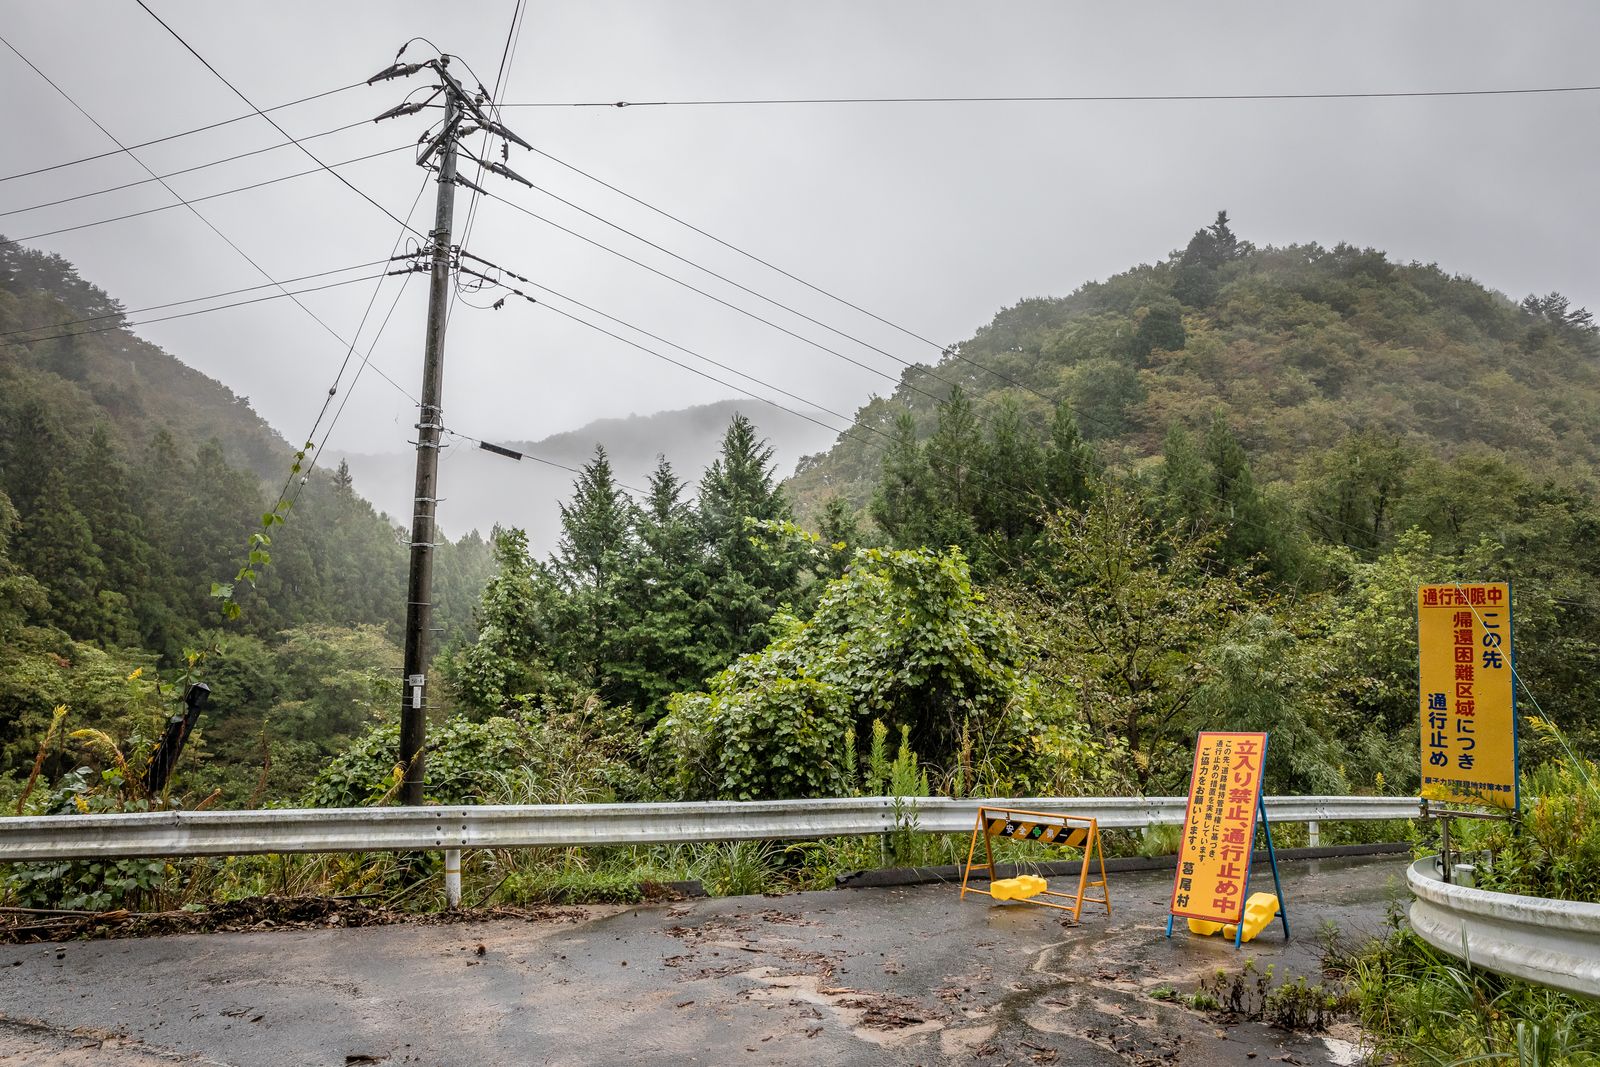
[{"xmin": 958, "ymin": 806, "xmax": 1111, "ymax": 923}]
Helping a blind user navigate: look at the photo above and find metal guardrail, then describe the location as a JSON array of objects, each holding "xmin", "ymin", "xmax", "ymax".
[
  {"xmin": 1407, "ymin": 857, "xmax": 1600, "ymax": 999},
  {"xmin": 0, "ymin": 795, "xmax": 1418, "ymax": 863}
]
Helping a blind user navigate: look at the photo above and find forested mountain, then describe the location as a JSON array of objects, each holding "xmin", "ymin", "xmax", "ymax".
[
  {"xmin": 7, "ymin": 217, "xmax": 1600, "ymax": 821},
  {"xmin": 0, "ymin": 241, "xmax": 493, "ymax": 802},
  {"xmin": 787, "ymin": 213, "xmax": 1600, "ymax": 516}
]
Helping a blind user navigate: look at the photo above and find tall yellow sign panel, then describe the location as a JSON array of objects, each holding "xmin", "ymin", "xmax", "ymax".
[
  {"xmin": 1169, "ymin": 731, "xmax": 1268, "ymax": 924},
  {"xmin": 1417, "ymin": 583, "xmax": 1517, "ymax": 808}
]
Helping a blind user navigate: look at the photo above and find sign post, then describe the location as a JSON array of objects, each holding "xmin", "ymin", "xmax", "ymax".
[{"xmin": 1165, "ymin": 731, "xmax": 1287, "ymax": 947}]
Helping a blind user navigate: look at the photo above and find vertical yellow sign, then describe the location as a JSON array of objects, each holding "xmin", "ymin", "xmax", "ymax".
[
  {"xmin": 1169, "ymin": 731, "xmax": 1267, "ymax": 924},
  {"xmin": 1417, "ymin": 582, "xmax": 1517, "ymax": 808}
]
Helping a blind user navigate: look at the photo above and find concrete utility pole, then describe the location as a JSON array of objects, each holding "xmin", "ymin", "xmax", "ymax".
[
  {"xmin": 371, "ymin": 50, "xmax": 533, "ymax": 809},
  {"xmin": 398, "ymin": 90, "xmax": 458, "ymax": 807}
]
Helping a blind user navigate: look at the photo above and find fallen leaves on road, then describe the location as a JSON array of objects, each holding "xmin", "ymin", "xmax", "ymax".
[{"xmin": 0, "ymin": 897, "xmax": 588, "ymax": 944}]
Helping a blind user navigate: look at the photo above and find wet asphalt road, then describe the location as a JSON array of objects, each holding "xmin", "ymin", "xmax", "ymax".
[{"xmin": 0, "ymin": 855, "xmax": 1407, "ymax": 1066}]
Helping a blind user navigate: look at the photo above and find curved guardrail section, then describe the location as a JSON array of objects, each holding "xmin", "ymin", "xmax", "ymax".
[
  {"xmin": 0, "ymin": 795, "xmax": 1419, "ymax": 862},
  {"xmin": 1408, "ymin": 857, "xmax": 1600, "ymax": 999}
]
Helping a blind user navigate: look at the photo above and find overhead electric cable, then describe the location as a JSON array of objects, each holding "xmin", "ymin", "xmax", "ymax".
[
  {"xmin": 289, "ymin": 173, "xmax": 437, "ymax": 505},
  {"xmin": 496, "ymin": 174, "xmax": 943, "ymax": 381},
  {"xmin": 134, "ymin": 0, "xmax": 424, "ymax": 238},
  {"xmin": 449, "ymin": 0, "xmax": 527, "ymax": 326},
  {"xmin": 501, "ymin": 84, "xmax": 1600, "ymax": 108},
  {"xmin": 479, "ymin": 162, "xmax": 1398, "ymax": 553},
  {"xmin": 0, "ymin": 79, "xmax": 364, "ymax": 186},
  {"xmin": 525, "ymin": 144, "xmax": 946, "ymax": 352},
  {"xmin": 0, "ymin": 32, "xmax": 395, "ymax": 360},
  {"xmin": 0, "ymin": 257, "xmax": 392, "ymax": 340},
  {"xmin": 0, "ymin": 118, "xmax": 375, "ymax": 220},
  {"xmin": 0, "ymin": 269, "xmax": 394, "ymax": 349},
  {"xmin": 474, "ymin": 186, "xmax": 1111, "ymax": 460},
  {"xmin": 440, "ymin": 427, "xmax": 651, "ymax": 499},
  {"xmin": 477, "ymin": 187, "xmax": 901, "ymax": 386},
  {"xmin": 290, "ymin": 270, "xmax": 420, "ymax": 508},
  {"xmin": 444, "ymin": 268, "xmax": 1080, "ymax": 519},
  {"xmin": 460, "ymin": 232, "xmax": 1393, "ymax": 557},
  {"xmin": 0, "ymin": 145, "xmax": 410, "ymax": 245},
  {"xmin": 458, "ymin": 249, "xmax": 860, "ymax": 428}
]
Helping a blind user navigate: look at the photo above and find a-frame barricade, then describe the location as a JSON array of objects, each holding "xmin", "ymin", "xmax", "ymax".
[{"xmin": 958, "ymin": 806, "xmax": 1112, "ymax": 923}]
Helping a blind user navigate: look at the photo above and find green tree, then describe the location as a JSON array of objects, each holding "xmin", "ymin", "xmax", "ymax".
[
  {"xmin": 694, "ymin": 415, "xmax": 800, "ymax": 662},
  {"xmin": 653, "ymin": 545, "xmax": 1023, "ymax": 800},
  {"xmin": 1041, "ymin": 403, "xmax": 1098, "ymax": 509},
  {"xmin": 444, "ymin": 528, "xmax": 577, "ymax": 715},
  {"xmin": 871, "ymin": 410, "xmax": 937, "ymax": 547},
  {"xmin": 609, "ymin": 458, "xmax": 713, "ymax": 720},
  {"xmin": 15, "ymin": 468, "xmax": 109, "ymax": 641},
  {"xmin": 1014, "ymin": 490, "xmax": 1260, "ymax": 789}
]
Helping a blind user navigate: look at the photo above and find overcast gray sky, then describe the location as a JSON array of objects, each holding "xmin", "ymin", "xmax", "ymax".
[{"xmin": 4, "ymin": 1, "xmax": 1598, "ymax": 479}]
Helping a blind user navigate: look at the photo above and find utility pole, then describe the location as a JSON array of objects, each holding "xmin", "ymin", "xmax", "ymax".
[
  {"xmin": 371, "ymin": 50, "xmax": 533, "ymax": 807},
  {"xmin": 398, "ymin": 89, "xmax": 458, "ymax": 806}
]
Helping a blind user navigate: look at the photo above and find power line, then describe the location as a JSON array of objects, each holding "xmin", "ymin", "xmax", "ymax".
[
  {"xmin": 474, "ymin": 183, "xmax": 1129, "ymax": 482},
  {"xmin": 525, "ymin": 143, "xmax": 945, "ymax": 352},
  {"xmin": 457, "ymin": 238, "xmax": 1389, "ymax": 559},
  {"xmin": 134, "ymin": 0, "xmax": 424, "ymax": 239},
  {"xmin": 501, "ymin": 84, "xmax": 1600, "ymax": 108},
  {"xmin": 449, "ymin": 0, "xmax": 527, "ymax": 326},
  {"xmin": 494, "ymin": 173, "xmax": 937, "ymax": 383},
  {"xmin": 479, "ymin": 159, "xmax": 1394, "ymax": 554},
  {"xmin": 289, "ymin": 270, "xmax": 419, "ymax": 508},
  {"xmin": 444, "ymin": 274, "xmax": 1096, "ymax": 529},
  {"xmin": 0, "ymin": 144, "xmax": 411, "ymax": 247},
  {"xmin": 477, "ymin": 187, "xmax": 905, "ymax": 387},
  {"xmin": 0, "ymin": 79, "xmax": 364, "ymax": 186},
  {"xmin": 458, "ymin": 249, "xmax": 860, "ymax": 427},
  {"xmin": 440, "ymin": 427, "xmax": 651, "ymax": 499},
  {"xmin": 289, "ymin": 174, "xmax": 437, "ymax": 508},
  {"xmin": 0, "ymin": 118, "xmax": 373, "ymax": 221},
  {"xmin": 511, "ymin": 144, "xmax": 1109, "ymax": 447},
  {"xmin": 0, "ymin": 257, "xmax": 391, "ymax": 340},
  {"xmin": 0, "ymin": 269, "xmax": 395, "ymax": 349},
  {"xmin": 0, "ymin": 32, "xmax": 400, "ymax": 361}
]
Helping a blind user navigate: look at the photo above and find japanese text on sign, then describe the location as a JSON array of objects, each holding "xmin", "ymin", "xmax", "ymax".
[
  {"xmin": 1169, "ymin": 731, "xmax": 1267, "ymax": 924},
  {"xmin": 1418, "ymin": 582, "xmax": 1516, "ymax": 808}
]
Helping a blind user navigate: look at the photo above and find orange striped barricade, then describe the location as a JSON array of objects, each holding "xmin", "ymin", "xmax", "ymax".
[{"xmin": 958, "ymin": 807, "xmax": 1112, "ymax": 922}]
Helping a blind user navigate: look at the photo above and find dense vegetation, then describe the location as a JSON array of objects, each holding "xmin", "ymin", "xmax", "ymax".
[
  {"xmin": 0, "ymin": 242, "xmax": 492, "ymax": 805},
  {"xmin": 4, "ymin": 216, "xmax": 1598, "ymax": 879},
  {"xmin": 5, "ymin": 216, "xmax": 1598, "ymax": 1067}
]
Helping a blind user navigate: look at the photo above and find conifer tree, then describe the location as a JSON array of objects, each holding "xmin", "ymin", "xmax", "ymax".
[
  {"xmin": 15, "ymin": 467, "xmax": 107, "ymax": 640},
  {"xmin": 1042, "ymin": 403, "xmax": 1097, "ymax": 509},
  {"xmin": 611, "ymin": 457, "xmax": 712, "ymax": 718},
  {"xmin": 695, "ymin": 415, "xmax": 799, "ymax": 661}
]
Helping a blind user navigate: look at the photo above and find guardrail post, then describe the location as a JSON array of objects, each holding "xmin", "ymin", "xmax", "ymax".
[
  {"xmin": 1307, "ymin": 820, "xmax": 1320, "ymax": 848},
  {"xmin": 444, "ymin": 848, "xmax": 462, "ymax": 907}
]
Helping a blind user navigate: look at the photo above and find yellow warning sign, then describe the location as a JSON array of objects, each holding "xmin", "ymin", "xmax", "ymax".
[
  {"xmin": 1169, "ymin": 731, "xmax": 1267, "ymax": 925},
  {"xmin": 1417, "ymin": 582, "xmax": 1517, "ymax": 808}
]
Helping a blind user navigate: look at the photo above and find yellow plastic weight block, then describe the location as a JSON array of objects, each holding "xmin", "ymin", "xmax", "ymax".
[
  {"xmin": 1221, "ymin": 893, "xmax": 1281, "ymax": 943},
  {"xmin": 990, "ymin": 875, "xmax": 1048, "ymax": 901},
  {"xmin": 1187, "ymin": 894, "xmax": 1280, "ymax": 940}
]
